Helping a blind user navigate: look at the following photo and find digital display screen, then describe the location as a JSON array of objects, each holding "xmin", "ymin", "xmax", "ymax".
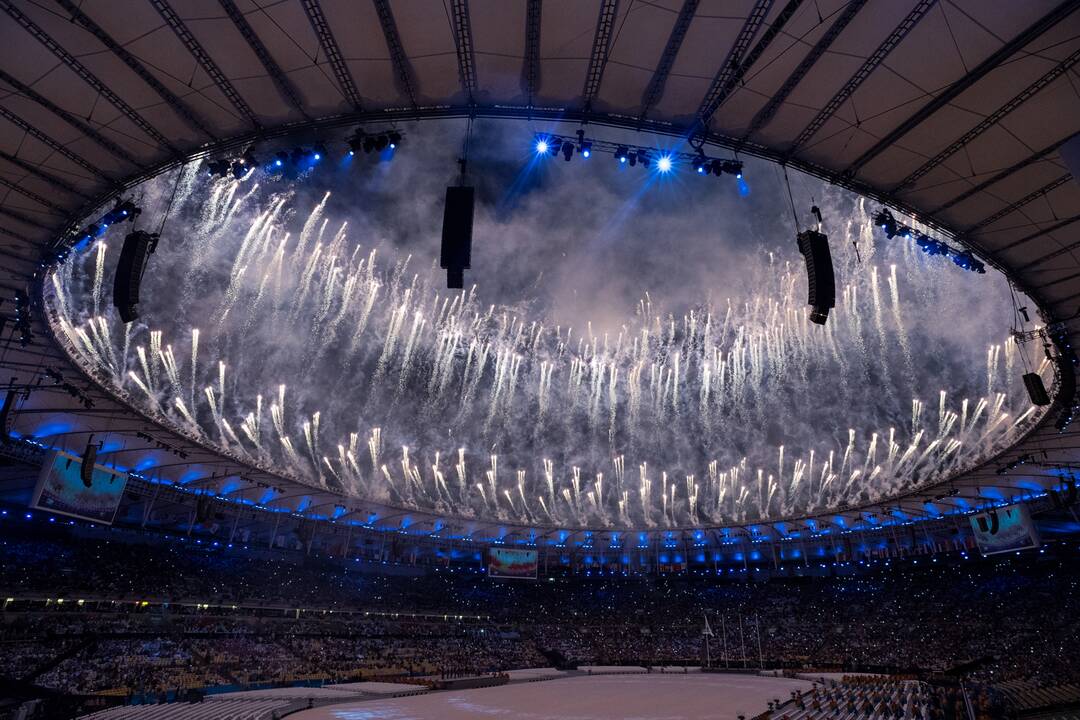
[
  {"xmin": 488, "ymin": 548, "xmax": 539, "ymax": 579},
  {"xmin": 32, "ymin": 450, "xmax": 128, "ymax": 524},
  {"xmin": 969, "ymin": 503, "xmax": 1040, "ymax": 556}
]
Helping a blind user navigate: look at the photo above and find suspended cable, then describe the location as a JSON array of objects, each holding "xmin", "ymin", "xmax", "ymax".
[
  {"xmin": 157, "ymin": 166, "xmax": 186, "ymax": 236},
  {"xmin": 782, "ymin": 165, "xmax": 800, "ymax": 232}
]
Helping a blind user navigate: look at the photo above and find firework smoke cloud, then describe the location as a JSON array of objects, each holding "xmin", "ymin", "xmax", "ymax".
[{"xmin": 46, "ymin": 120, "xmax": 1046, "ymax": 529}]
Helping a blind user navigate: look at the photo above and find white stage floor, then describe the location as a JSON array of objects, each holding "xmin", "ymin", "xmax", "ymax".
[{"xmin": 292, "ymin": 673, "xmax": 813, "ymax": 720}]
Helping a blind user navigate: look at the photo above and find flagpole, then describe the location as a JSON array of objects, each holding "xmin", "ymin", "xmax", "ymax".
[
  {"xmin": 703, "ymin": 613, "xmax": 711, "ymax": 668},
  {"xmin": 739, "ymin": 615, "xmax": 747, "ymax": 669},
  {"xmin": 722, "ymin": 615, "xmax": 729, "ymax": 668},
  {"xmin": 756, "ymin": 613, "xmax": 764, "ymax": 669}
]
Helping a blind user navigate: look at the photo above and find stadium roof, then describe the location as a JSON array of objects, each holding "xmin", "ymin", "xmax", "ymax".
[{"xmin": 2, "ymin": 0, "xmax": 1079, "ymax": 539}]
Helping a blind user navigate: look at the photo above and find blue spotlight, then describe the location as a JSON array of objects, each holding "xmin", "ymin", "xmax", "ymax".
[
  {"xmin": 535, "ymin": 139, "xmax": 549, "ymax": 155},
  {"xmin": 719, "ymin": 160, "xmax": 744, "ymax": 178},
  {"xmin": 657, "ymin": 155, "xmax": 673, "ymax": 173},
  {"xmin": 953, "ymin": 251, "xmax": 986, "ymax": 273},
  {"xmin": 267, "ymin": 151, "xmax": 288, "ymax": 174},
  {"xmin": 916, "ymin": 235, "xmax": 947, "ymax": 256},
  {"xmin": 874, "ymin": 209, "xmax": 897, "ymax": 237}
]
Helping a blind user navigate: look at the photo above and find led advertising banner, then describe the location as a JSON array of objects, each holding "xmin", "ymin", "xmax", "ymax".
[
  {"xmin": 488, "ymin": 548, "xmax": 539, "ymax": 579},
  {"xmin": 969, "ymin": 503, "xmax": 1040, "ymax": 556},
  {"xmin": 32, "ymin": 450, "xmax": 128, "ymax": 524}
]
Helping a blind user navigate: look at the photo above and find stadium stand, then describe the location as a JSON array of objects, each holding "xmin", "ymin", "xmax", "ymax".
[{"xmin": 2, "ymin": 523, "xmax": 1079, "ymax": 719}]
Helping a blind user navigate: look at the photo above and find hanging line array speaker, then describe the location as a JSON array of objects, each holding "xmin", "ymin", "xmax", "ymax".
[
  {"xmin": 112, "ymin": 230, "xmax": 160, "ymax": 323},
  {"xmin": 796, "ymin": 229, "xmax": 836, "ymax": 325},
  {"xmin": 441, "ymin": 186, "xmax": 474, "ymax": 289}
]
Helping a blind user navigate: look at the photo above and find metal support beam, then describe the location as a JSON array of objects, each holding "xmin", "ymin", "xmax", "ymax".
[
  {"xmin": 148, "ymin": 0, "xmax": 260, "ymax": 128},
  {"xmin": 960, "ymin": 173, "xmax": 1072, "ymax": 237},
  {"xmin": 698, "ymin": 0, "xmax": 773, "ymax": 129},
  {"xmin": 269, "ymin": 512, "xmax": 281, "ymax": 549},
  {"xmin": 582, "ymin": 0, "xmax": 619, "ymax": 110},
  {"xmin": 785, "ymin": 0, "xmax": 936, "ymax": 157},
  {"xmin": 449, "ymin": 0, "xmax": 478, "ymax": 103},
  {"xmin": 997, "ymin": 210, "xmax": 1080, "ymax": 255},
  {"xmin": 0, "ymin": 226, "xmax": 32, "ymax": 245},
  {"xmin": 846, "ymin": 0, "xmax": 1080, "ymax": 176},
  {"xmin": 0, "ymin": 70, "xmax": 139, "ymax": 167},
  {"xmin": 0, "ymin": 206, "xmax": 53, "ymax": 232},
  {"xmin": 176, "ymin": 473, "xmax": 228, "ymax": 489},
  {"xmin": 54, "ymin": 0, "xmax": 217, "ymax": 140},
  {"xmin": 142, "ymin": 483, "xmax": 160, "ymax": 527},
  {"xmin": 0, "ymin": 150, "xmax": 92, "ymax": 200},
  {"xmin": 895, "ymin": 45, "xmax": 1080, "ymax": 192},
  {"xmin": 1014, "ymin": 215, "xmax": 1080, "ymax": 271},
  {"xmin": 1039, "ymin": 270, "xmax": 1080, "ymax": 290},
  {"xmin": 229, "ymin": 502, "xmax": 242, "ymax": 543},
  {"xmin": 301, "ymin": 0, "xmax": 362, "ymax": 110},
  {"xmin": 126, "ymin": 457, "xmax": 235, "ymax": 472},
  {"xmin": 743, "ymin": 0, "xmax": 868, "ymax": 141},
  {"xmin": 218, "ymin": 0, "xmax": 308, "ymax": 118},
  {"xmin": 697, "ymin": 0, "xmax": 804, "ymax": 129},
  {"xmin": 639, "ymin": 0, "xmax": 699, "ymax": 120},
  {"xmin": 930, "ymin": 134, "xmax": 1074, "ymax": 214},
  {"xmin": 372, "ymin": 0, "xmax": 417, "ymax": 107},
  {"xmin": 1, "ymin": 1, "xmax": 179, "ymax": 154},
  {"xmin": 0, "ymin": 177, "xmax": 65, "ymax": 213},
  {"xmin": 521, "ymin": 0, "xmax": 542, "ymax": 104}
]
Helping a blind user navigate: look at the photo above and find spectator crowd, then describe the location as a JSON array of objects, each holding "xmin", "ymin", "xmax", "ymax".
[{"xmin": 2, "ymin": 527, "xmax": 1078, "ymax": 709}]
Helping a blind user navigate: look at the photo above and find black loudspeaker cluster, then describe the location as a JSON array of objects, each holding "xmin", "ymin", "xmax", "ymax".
[
  {"xmin": 13, "ymin": 289, "xmax": 33, "ymax": 346},
  {"xmin": 80, "ymin": 442, "xmax": 97, "ymax": 488},
  {"xmin": 1050, "ymin": 327, "xmax": 1078, "ymax": 432},
  {"xmin": 796, "ymin": 229, "xmax": 836, "ymax": 325},
  {"xmin": 975, "ymin": 510, "xmax": 1000, "ymax": 535},
  {"xmin": 1023, "ymin": 372, "xmax": 1051, "ymax": 406},
  {"xmin": 112, "ymin": 230, "xmax": 160, "ymax": 324},
  {"xmin": 196, "ymin": 497, "xmax": 212, "ymax": 523},
  {"xmin": 0, "ymin": 390, "xmax": 15, "ymax": 439},
  {"xmin": 441, "ymin": 186, "xmax": 474, "ymax": 289},
  {"xmin": 1049, "ymin": 479, "xmax": 1077, "ymax": 509}
]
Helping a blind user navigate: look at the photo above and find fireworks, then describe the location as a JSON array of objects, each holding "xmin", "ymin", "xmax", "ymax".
[{"xmin": 45, "ymin": 152, "xmax": 1047, "ymax": 529}]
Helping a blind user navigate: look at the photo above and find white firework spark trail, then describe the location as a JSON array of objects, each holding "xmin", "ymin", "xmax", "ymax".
[{"xmin": 43, "ymin": 161, "xmax": 1047, "ymax": 529}]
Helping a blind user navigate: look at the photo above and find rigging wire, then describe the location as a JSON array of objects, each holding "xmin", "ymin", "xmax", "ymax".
[
  {"xmin": 458, "ymin": 115, "xmax": 474, "ymax": 187},
  {"xmin": 782, "ymin": 165, "xmax": 800, "ymax": 233},
  {"xmin": 156, "ymin": 166, "xmax": 186, "ymax": 236}
]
